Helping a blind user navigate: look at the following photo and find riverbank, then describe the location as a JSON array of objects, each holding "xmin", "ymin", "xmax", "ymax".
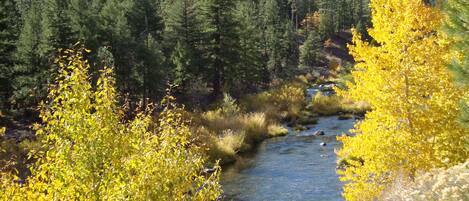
[
  {"xmin": 196, "ymin": 74, "xmax": 369, "ymax": 166},
  {"xmin": 220, "ymin": 115, "xmax": 357, "ymax": 200},
  {"xmin": 192, "ymin": 76, "xmax": 311, "ymax": 165}
]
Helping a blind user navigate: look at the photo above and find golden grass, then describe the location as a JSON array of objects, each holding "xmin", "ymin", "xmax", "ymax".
[
  {"xmin": 311, "ymin": 92, "xmax": 370, "ymax": 115},
  {"xmin": 240, "ymin": 113, "xmax": 268, "ymax": 143},
  {"xmin": 240, "ymin": 83, "xmax": 306, "ymax": 121},
  {"xmin": 206, "ymin": 129, "xmax": 246, "ymax": 164},
  {"xmin": 197, "ymin": 82, "xmax": 311, "ymax": 164},
  {"xmin": 267, "ymin": 124, "xmax": 289, "ymax": 137},
  {"xmin": 201, "ymin": 110, "xmax": 240, "ymax": 132}
]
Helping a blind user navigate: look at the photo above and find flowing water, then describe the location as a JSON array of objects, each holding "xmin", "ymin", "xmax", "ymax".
[{"xmin": 220, "ymin": 116, "xmax": 356, "ymax": 201}]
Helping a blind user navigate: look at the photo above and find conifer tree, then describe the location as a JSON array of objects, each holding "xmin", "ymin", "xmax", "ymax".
[
  {"xmin": 443, "ymin": 0, "xmax": 469, "ymax": 126},
  {"xmin": 300, "ymin": 31, "xmax": 321, "ymax": 67},
  {"xmin": 68, "ymin": 0, "xmax": 103, "ymax": 49},
  {"xmin": 317, "ymin": 0, "xmax": 335, "ymax": 39},
  {"xmin": 39, "ymin": 0, "xmax": 73, "ymax": 58},
  {"xmin": 12, "ymin": 1, "xmax": 45, "ymax": 107},
  {"xmin": 99, "ymin": 0, "xmax": 134, "ymax": 91},
  {"xmin": 201, "ymin": 0, "xmax": 241, "ymax": 99},
  {"xmin": 261, "ymin": 0, "xmax": 298, "ymax": 78},
  {"xmin": 165, "ymin": 0, "xmax": 205, "ymax": 91},
  {"xmin": 0, "ymin": 0, "xmax": 20, "ymax": 108},
  {"xmin": 337, "ymin": 1, "xmax": 469, "ymax": 200},
  {"xmin": 235, "ymin": 0, "xmax": 267, "ymax": 91},
  {"xmin": 129, "ymin": 0, "xmax": 166, "ymax": 102}
]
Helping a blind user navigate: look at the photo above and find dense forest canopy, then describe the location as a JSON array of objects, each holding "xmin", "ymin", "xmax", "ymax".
[{"xmin": 0, "ymin": 0, "xmax": 370, "ymax": 111}]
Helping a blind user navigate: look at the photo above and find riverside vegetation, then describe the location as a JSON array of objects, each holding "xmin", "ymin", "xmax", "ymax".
[{"xmin": 1, "ymin": 47, "xmax": 221, "ymax": 200}]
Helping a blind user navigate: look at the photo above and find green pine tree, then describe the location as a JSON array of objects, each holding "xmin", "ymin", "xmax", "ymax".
[
  {"xmin": 0, "ymin": 0, "xmax": 20, "ymax": 108},
  {"xmin": 234, "ymin": 0, "xmax": 267, "ymax": 91},
  {"xmin": 39, "ymin": 0, "xmax": 73, "ymax": 58},
  {"xmin": 318, "ymin": 0, "xmax": 335, "ymax": 39},
  {"xmin": 164, "ymin": 0, "xmax": 204, "ymax": 92},
  {"xmin": 12, "ymin": 0, "xmax": 46, "ymax": 107},
  {"xmin": 201, "ymin": 0, "xmax": 241, "ymax": 99},
  {"xmin": 443, "ymin": 0, "xmax": 469, "ymax": 126},
  {"xmin": 261, "ymin": 0, "xmax": 281, "ymax": 73},
  {"xmin": 300, "ymin": 30, "xmax": 321, "ymax": 67},
  {"xmin": 129, "ymin": 0, "xmax": 166, "ymax": 102}
]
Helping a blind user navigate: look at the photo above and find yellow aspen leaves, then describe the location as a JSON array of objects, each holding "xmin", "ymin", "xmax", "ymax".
[
  {"xmin": 0, "ymin": 45, "xmax": 221, "ymax": 200},
  {"xmin": 336, "ymin": 1, "xmax": 469, "ymax": 200}
]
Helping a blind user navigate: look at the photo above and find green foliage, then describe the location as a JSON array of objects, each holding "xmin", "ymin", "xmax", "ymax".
[
  {"xmin": 12, "ymin": 0, "xmax": 48, "ymax": 107},
  {"xmin": 219, "ymin": 93, "xmax": 240, "ymax": 116},
  {"xmin": 164, "ymin": 0, "xmax": 205, "ymax": 92},
  {"xmin": 443, "ymin": 0, "xmax": 469, "ymax": 126},
  {"xmin": 234, "ymin": 0, "xmax": 268, "ymax": 91},
  {"xmin": 260, "ymin": 0, "xmax": 299, "ymax": 78},
  {"xmin": 315, "ymin": 0, "xmax": 370, "ymax": 39},
  {"xmin": 200, "ymin": 0, "xmax": 241, "ymax": 98},
  {"xmin": 1, "ymin": 46, "xmax": 221, "ymax": 200},
  {"xmin": 300, "ymin": 31, "xmax": 322, "ymax": 67},
  {"xmin": 0, "ymin": 0, "xmax": 20, "ymax": 108}
]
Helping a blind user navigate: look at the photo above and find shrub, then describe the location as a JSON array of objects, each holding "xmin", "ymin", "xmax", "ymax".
[
  {"xmin": 240, "ymin": 113, "xmax": 268, "ymax": 143},
  {"xmin": 311, "ymin": 93, "xmax": 342, "ymax": 115},
  {"xmin": 242, "ymin": 83, "xmax": 306, "ymax": 121},
  {"xmin": 382, "ymin": 162, "xmax": 469, "ymax": 201},
  {"xmin": 207, "ymin": 130, "xmax": 245, "ymax": 164},
  {"xmin": 219, "ymin": 93, "xmax": 240, "ymax": 116},
  {"xmin": 201, "ymin": 110, "xmax": 240, "ymax": 132},
  {"xmin": 311, "ymin": 93, "xmax": 369, "ymax": 115},
  {"xmin": 0, "ymin": 47, "xmax": 221, "ymax": 200},
  {"xmin": 267, "ymin": 124, "xmax": 289, "ymax": 137}
]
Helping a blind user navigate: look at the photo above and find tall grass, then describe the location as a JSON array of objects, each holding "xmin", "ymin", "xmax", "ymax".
[
  {"xmin": 240, "ymin": 113, "xmax": 268, "ymax": 144},
  {"xmin": 241, "ymin": 83, "xmax": 306, "ymax": 121},
  {"xmin": 311, "ymin": 92, "xmax": 370, "ymax": 116},
  {"xmin": 196, "ymin": 82, "xmax": 305, "ymax": 164},
  {"xmin": 206, "ymin": 129, "xmax": 246, "ymax": 164},
  {"xmin": 267, "ymin": 124, "xmax": 289, "ymax": 137}
]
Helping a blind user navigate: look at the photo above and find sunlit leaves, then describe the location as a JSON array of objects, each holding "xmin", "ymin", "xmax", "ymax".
[
  {"xmin": 336, "ymin": 1, "xmax": 469, "ymax": 200},
  {"xmin": 0, "ymin": 45, "xmax": 221, "ymax": 200}
]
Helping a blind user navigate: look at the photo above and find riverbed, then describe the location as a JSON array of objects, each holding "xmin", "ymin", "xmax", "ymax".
[{"xmin": 220, "ymin": 116, "xmax": 355, "ymax": 201}]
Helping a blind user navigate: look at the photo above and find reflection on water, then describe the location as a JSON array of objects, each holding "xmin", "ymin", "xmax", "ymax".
[{"xmin": 221, "ymin": 116, "xmax": 356, "ymax": 201}]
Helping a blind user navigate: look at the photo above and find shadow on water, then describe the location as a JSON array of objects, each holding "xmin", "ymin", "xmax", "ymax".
[{"xmin": 220, "ymin": 116, "xmax": 356, "ymax": 201}]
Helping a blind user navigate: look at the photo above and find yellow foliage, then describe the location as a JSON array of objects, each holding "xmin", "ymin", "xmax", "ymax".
[
  {"xmin": 0, "ymin": 46, "xmax": 221, "ymax": 200},
  {"xmin": 267, "ymin": 124, "xmax": 289, "ymax": 137},
  {"xmin": 242, "ymin": 83, "xmax": 306, "ymax": 121},
  {"xmin": 301, "ymin": 11, "xmax": 321, "ymax": 30},
  {"xmin": 336, "ymin": 1, "xmax": 469, "ymax": 200}
]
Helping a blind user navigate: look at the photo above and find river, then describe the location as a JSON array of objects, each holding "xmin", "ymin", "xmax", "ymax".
[{"xmin": 220, "ymin": 115, "xmax": 356, "ymax": 201}]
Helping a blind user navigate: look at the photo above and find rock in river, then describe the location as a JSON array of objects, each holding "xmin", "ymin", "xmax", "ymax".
[{"xmin": 313, "ymin": 130, "xmax": 325, "ymax": 136}]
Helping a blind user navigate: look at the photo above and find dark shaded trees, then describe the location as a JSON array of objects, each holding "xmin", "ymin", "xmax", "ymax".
[
  {"xmin": 201, "ymin": 0, "xmax": 241, "ymax": 99},
  {"xmin": 0, "ymin": 0, "xmax": 21, "ymax": 108}
]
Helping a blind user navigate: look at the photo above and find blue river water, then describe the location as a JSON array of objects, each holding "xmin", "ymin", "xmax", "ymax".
[{"xmin": 221, "ymin": 116, "xmax": 356, "ymax": 201}]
